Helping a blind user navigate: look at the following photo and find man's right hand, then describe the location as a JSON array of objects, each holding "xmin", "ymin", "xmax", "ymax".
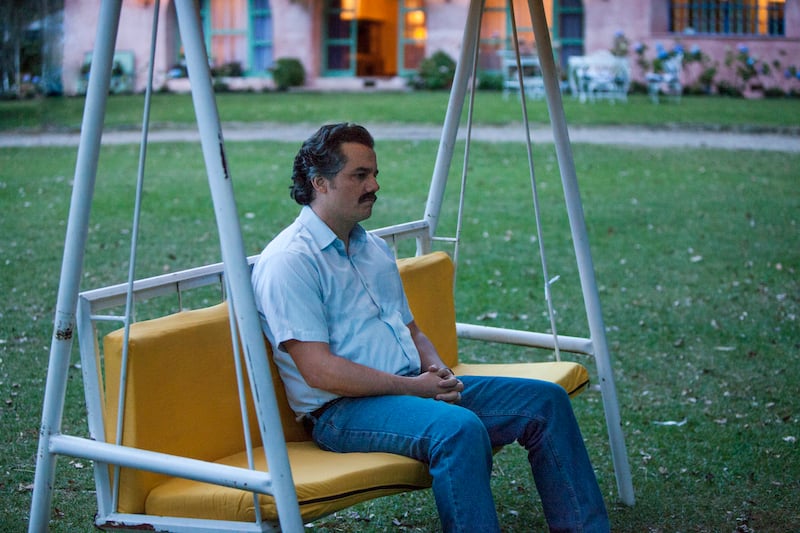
[{"xmin": 417, "ymin": 365, "xmax": 464, "ymax": 403}]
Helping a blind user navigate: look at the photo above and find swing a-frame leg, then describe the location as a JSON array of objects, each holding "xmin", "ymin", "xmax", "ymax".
[
  {"xmin": 422, "ymin": 0, "xmax": 635, "ymax": 507},
  {"xmin": 29, "ymin": 1, "xmax": 632, "ymax": 532}
]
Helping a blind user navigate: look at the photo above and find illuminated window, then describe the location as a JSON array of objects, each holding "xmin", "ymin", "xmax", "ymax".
[
  {"xmin": 401, "ymin": 0, "xmax": 427, "ymax": 72},
  {"xmin": 669, "ymin": 0, "xmax": 785, "ymax": 36}
]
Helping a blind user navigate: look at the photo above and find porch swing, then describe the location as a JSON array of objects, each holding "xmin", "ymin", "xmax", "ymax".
[{"xmin": 28, "ymin": 1, "xmax": 634, "ymax": 532}]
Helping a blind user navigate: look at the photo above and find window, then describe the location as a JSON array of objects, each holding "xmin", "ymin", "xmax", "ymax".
[
  {"xmin": 202, "ymin": 0, "xmax": 248, "ymax": 68},
  {"xmin": 324, "ymin": 0, "xmax": 356, "ymax": 74},
  {"xmin": 669, "ymin": 0, "xmax": 785, "ymax": 36},
  {"xmin": 479, "ymin": 0, "xmax": 547, "ymax": 72},
  {"xmin": 199, "ymin": 0, "xmax": 274, "ymax": 75},
  {"xmin": 400, "ymin": 0, "xmax": 427, "ymax": 73},
  {"xmin": 556, "ymin": 0, "xmax": 584, "ymax": 71},
  {"xmin": 251, "ymin": 0, "xmax": 274, "ymax": 73}
]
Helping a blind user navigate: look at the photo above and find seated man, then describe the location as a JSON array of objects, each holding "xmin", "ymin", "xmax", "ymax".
[{"xmin": 251, "ymin": 123, "xmax": 609, "ymax": 532}]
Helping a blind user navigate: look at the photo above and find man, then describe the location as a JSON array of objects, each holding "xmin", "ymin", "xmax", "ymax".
[{"xmin": 251, "ymin": 123, "xmax": 609, "ymax": 532}]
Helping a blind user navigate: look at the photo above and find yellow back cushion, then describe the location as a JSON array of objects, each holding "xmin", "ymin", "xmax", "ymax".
[
  {"xmin": 103, "ymin": 302, "xmax": 307, "ymax": 513},
  {"xmin": 397, "ymin": 251, "xmax": 459, "ymax": 368},
  {"xmin": 102, "ymin": 252, "xmax": 459, "ymax": 514}
]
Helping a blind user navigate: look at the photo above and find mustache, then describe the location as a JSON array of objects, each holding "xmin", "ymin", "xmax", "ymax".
[{"xmin": 359, "ymin": 192, "xmax": 377, "ymax": 203}]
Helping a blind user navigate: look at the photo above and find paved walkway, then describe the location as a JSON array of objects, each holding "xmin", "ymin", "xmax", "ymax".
[{"xmin": 1, "ymin": 122, "xmax": 797, "ymax": 152}]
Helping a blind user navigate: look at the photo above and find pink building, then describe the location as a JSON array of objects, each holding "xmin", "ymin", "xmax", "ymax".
[{"xmin": 60, "ymin": 0, "xmax": 800, "ymax": 97}]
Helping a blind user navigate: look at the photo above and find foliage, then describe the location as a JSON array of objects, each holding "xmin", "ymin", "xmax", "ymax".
[
  {"xmin": 610, "ymin": 30, "xmax": 629, "ymax": 58},
  {"xmin": 633, "ymin": 41, "xmax": 693, "ymax": 77},
  {"xmin": 80, "ymin": 60, "xmax": 126, "ymax": 78},
  {"xmin": 721, "ymin": 44, "xmax": 800, "ymax": 97},
  {"xmin": 0, "ymin": 0, "xmax": 65, "ymax": 98},
  {"xmin": 271, "ymin": 57, "xmax": 306, "ymax": 91},
  {"xmin": 410, "ymin": 50, "xmax": 456, "ymax": 90},
  {"xmin": 477, "ymin": 70, "xmax": 504, "ymax": 91},
  {"xmin": 211, "ymin": 61, "xmax": 244, "ymax": 78}
]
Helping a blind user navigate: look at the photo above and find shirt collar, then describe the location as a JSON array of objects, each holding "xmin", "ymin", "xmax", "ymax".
[{"xmin": 299, "ymin": 205, "xmax": 367, "ymax": 254}]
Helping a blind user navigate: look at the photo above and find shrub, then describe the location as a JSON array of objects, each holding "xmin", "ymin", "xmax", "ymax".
[
  {"xmin": 763, "ymin": 86, "xmax": 787, "ymax": 98},
  {"xmin": 271, "ymin": 58, "xmax": 305, "ymax": 91},
  {"xmin": 477, "ymin": 71, "xmax": 504, "ymax": 91},
  {"xmin": 211, "ymin": 61, "xmax": 244, "ymax": 78},
  {"xmin": 411, "ymin": 50, "xmax": 456, "ymax": 90},
  {"xmin": 716, "ymin": 80, "xmax": 743, "ymax": 98}
]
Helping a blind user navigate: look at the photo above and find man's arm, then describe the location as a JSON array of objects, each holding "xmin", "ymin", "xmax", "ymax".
[{"xmin": 282, "ymin": 321, "xmax": 463, "ymax": 402}]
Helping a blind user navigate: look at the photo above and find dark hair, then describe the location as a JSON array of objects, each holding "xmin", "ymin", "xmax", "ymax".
[{"xmin": 290, "ymin": 123, "xmax": 375, "ymax": 205}]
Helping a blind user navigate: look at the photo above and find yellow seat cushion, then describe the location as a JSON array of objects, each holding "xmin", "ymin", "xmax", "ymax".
[
  {"xmin": 145, "ymin": 442, "xmax": 432, "ymax": 522},
  {"xmin": 453, "ymin": 362, "xmax": 589, "ymax": 398}
]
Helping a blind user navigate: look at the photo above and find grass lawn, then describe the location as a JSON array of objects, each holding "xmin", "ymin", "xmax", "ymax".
[
  {"xmin": 2, "ymin": 91, "xmax": 800, "ymax": 133},
  {"xmin": 0, "ymin": 93, "xmax": 798, "ymax": 531}
]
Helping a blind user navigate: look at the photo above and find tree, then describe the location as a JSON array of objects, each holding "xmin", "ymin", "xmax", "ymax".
[{"xmin": 0, "ymin": 0, "xmax": 64, "ymax": 97}]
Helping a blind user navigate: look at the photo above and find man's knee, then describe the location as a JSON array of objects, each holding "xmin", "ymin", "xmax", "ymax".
[{"xmin": 438, "ymin": 406, "xmax": 492, "ymax": 452}]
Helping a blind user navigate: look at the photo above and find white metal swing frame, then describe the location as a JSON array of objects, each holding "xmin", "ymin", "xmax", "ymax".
[{"xmin": 28, "ymin": 1, "xmax": 633, "ymax": 531}]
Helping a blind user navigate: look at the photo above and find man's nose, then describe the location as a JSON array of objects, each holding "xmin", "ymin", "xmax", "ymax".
[{"xmin": 368, "ymin": 174, "xmax": 380, "ymax": 191}]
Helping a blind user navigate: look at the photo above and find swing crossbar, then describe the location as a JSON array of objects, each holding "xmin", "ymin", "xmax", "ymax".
[
  {"xmin": 456, "ymin": 323, "xmax": 593, "ymax": 355},
  {"xmin": 49, "ymin": 435, "xmax": 274, "ymax": 494}
]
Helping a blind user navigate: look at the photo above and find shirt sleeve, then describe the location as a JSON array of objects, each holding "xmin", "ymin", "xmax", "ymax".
[{"xmin": 256, "ymin": 250, "xmax": 330, "ymax": 348}]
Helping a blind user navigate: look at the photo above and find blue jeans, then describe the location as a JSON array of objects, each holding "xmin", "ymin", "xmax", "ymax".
[{"xmin": 310, "ymin": 376, "xmax": 609, "ymax": 532}]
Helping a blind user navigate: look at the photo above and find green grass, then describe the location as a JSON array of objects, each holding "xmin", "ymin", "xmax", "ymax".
[
  {"xmin": 1, "ymin": 96, "xmax": 799, "ymax": 531},
  {"xmin": 2, "ymin": 91, "xmax": 800, "ymax": 132}
]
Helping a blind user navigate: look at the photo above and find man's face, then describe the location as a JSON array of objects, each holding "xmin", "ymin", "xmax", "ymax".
[{"xmin": 317, "ymin": 141, "xmax": 380, "ymax": 226}]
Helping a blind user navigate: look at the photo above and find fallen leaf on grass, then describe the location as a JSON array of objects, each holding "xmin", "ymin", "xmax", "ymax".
[{"xmin": 652, "ymin": 418, "xmax": 687, "ymax": 427}]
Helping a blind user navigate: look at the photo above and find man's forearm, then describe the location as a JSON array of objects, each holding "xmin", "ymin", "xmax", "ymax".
[{"xmin": 283, "ymin": 339, "xmax": 438, "ymax": 398}]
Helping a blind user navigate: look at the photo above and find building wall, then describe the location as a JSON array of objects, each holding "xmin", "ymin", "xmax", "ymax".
[
  {"xmin": 60, "ymin": 0, "xmax": 800, "ymax": 96},
  {"xmin": 272, "ymin": 0, "xmax": 318, "ymax": 80},
  {"xmin": 583, "ymin": 0, "xmax": 800, "ymax": 93},
  {"xmin": 426, "ymin": 0, "xmax": 470, "ymax": 61},
  {"xmin": 62, "ymin": 0, "xmax": 177, "ymax": 96}
]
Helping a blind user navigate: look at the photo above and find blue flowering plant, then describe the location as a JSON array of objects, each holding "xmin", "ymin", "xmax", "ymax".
[
  {"xmin": 633, "ymin": 41, "xmax": 687, "ymax": 76},
  {"xmin": 611, "ymin": 30, "xmax": 630, "ymax": 57},
  {"xmin": 724, "ymin": 44, "xmax": 800, "ymax": 97}
]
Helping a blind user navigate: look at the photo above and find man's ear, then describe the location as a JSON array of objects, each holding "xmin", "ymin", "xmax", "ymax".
[{"xmin": 311, "ymin": 176, "xmax": 328, "ymax": 194}]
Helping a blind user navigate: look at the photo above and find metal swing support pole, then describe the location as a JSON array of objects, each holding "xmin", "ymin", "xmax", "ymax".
[
  {"xmin": 425, "ymin": 0, "xmax": 634, "ymax": 506},
  {"xmin": 29, "ymin": 1, "xmax": 305, "ymax": 531},
  {"xmin": 28, "ymin": 3, "xmax": 123, "ymax": 531},
  {"xmin": 526, "ymin": 0, "xmax": 634, "ymax": 506},
  {"xmin": 425, "ymin": 0, "xmax": 483, "ymax": 239},
  {"xmin": 174, "ymin": 1, "xmax": 303, "ymax": 530}
]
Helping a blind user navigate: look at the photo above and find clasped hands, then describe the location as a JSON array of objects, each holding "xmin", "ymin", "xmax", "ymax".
[{"xmin": 421, "ymin": 364, "xmax": 464, "ymax": 404}]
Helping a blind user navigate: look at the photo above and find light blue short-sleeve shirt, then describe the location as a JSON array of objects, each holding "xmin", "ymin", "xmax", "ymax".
[{"xmin": 251, "ymin": 206, "xmax": 421, "ymax": 416}]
